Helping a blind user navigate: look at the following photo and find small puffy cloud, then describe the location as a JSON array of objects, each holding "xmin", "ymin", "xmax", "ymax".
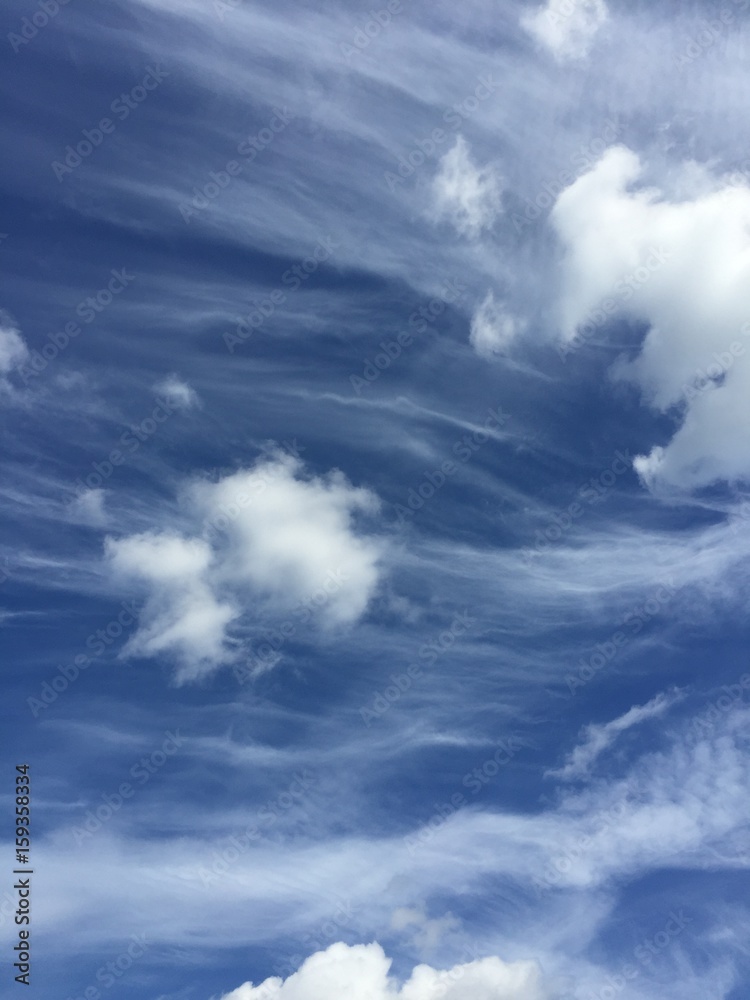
[
  {"xmin": 192, "ymin": 453, "xmax": 381, "ymax": 626},
  {"xmin": 105, "ymin": 454, "xmax": 383, "ymax": 681},
  {"xmin": 0, "ymin": 314, "xmax": 30, "ymax": 391},
  {"xmin": 106, "ymin": 531, "xmax": 238, "ymax": 682},
  {"xmin": 219, "ymin": 942, "xmax": 549, "ymax": 1000},
  {"xmin": 153, "ymin": 373, "xmax": 200, "ymax": 410},
  {"xmin": 551, "ymin": 146, "xmax": 750, "ymax": 491},
  {"xmin": 521, "ymin": 0, "xmax": 608, "ymax": 62},
  {"xmin": 470, "ymin": 292, "xmax": 523, "ymax": 358},
  {"xmin": 68, "ymin": 488, "xmax": 108, "ymax": 527},
  {"xmin": 430, "ymin": 138, "xmax": 503, "ymax": 239},
  {"xmin": 546, "ymin": 690, "xmax": 683, "ymax": 781}
]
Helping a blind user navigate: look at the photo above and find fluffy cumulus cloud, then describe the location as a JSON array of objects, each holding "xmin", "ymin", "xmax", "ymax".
[
  {"xmin": 106, "ymin": 531, "xmax": 237, "ymax": 681},
  {"xmin": 521, "ymin": 0, "xmax": 608, "ymax": 61},
  {"xmin": 551, "ymin": 146, "xmax": 750, "ymax": 491},
  {"xmin": 219, "ymin": 942, "xmax": 549, "ymax": 1000},
  {"xmin": 152, "ymin": 373, "xmax": 201, "ymax": 410},
  {"xmin": 430, "ymin": 138, "xmax": 503, "ymax": 239},
  {"xmin": 105, "ymin": 453, "xmax": 383, "ymax": 681},
  {"xmin": 469, "ymin": 291, "xmax": 523, "ymax": 358}
]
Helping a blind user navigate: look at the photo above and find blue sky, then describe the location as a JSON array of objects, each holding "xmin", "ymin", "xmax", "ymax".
[{"xmin": 2, "ymin": 1, "xmax": 750, "ymax": 998}]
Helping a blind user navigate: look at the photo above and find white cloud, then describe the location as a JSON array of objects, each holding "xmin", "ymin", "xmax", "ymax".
[
  {"xmin": 430, "ymin": 138, "xmax": 503, "ymax": 239},
  {"xmin": 105, "ymin": 453, "xmax": 383, "ymax": 680},
  {"xmin": 0, "ymin": 315, "xmax": 30, "ymax": 389},
  {"xmin": 470, "ymin": 292, "xmax": 523, "ymax": 358},
  {"xmin": 547, "ymin": 690, "xmax": 683, "ymax": 781},
  {"xmin": 68, "ymin": 488, "xmax": 109, "ymax": 527},
  {"xmin": 389, "ymin": 907, "xmax": 461, "ymax": 954},
  {"xmin": 191, "ymin": 453, "xmax": 382, "ymax": 626},
  {"xmin": 105, "ymin": 531, "xmax": 238, "ymax": 682},
  {"xmin": 551, "ymin": 146, "xmax": 750, "ymax": 492},
  {"xmin": 219, "ymin": 942, "xmax": 549, "ymax": 1000},
  {"xmin": 153, "ymin": 373, "xmax": 200, "ymax": 410},
  {"xmin": 521, "ymin": 0, "xmax": 608, "ymax": 62}
]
